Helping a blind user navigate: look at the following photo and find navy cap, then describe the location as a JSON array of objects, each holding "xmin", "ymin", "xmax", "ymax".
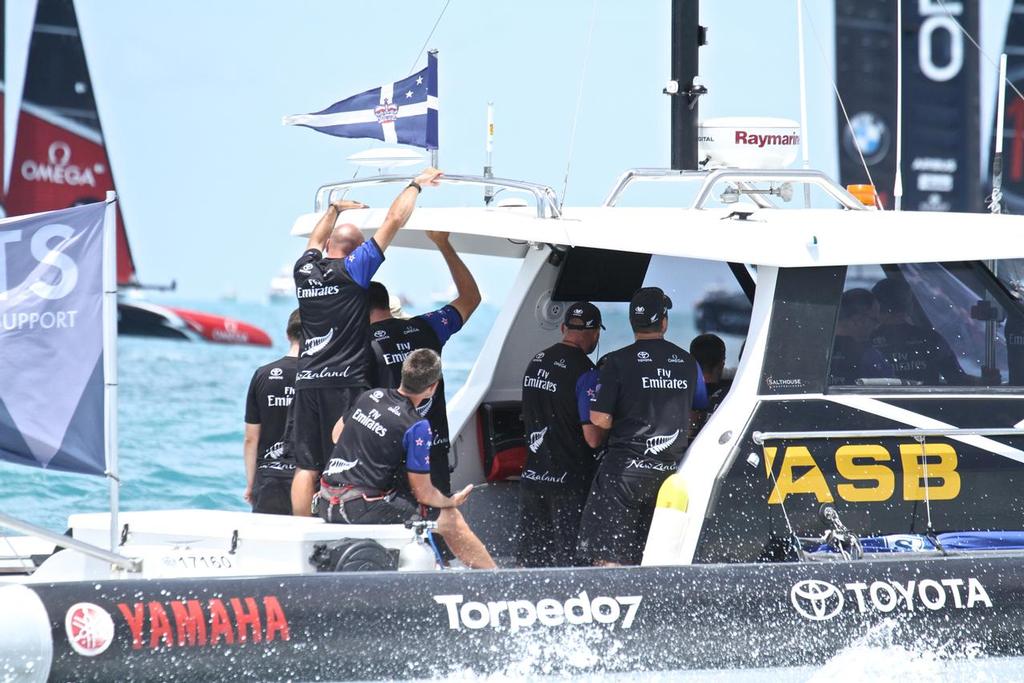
[
  {"xmin": 629, "ymin": 287, "xmax": 673, "ymax": 327},
  {"xmin": 564, "ymin": 301, "xmax": 605, "ymax": 330}
]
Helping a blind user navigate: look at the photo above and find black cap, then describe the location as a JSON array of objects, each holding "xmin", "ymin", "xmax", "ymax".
[
  {"xmin": 629, "ymin": 287, "xmax": 673, "ymax": 327},
  {"xmin": 564, "ymin": 301, "xmax": 605, "ymax": 330}
]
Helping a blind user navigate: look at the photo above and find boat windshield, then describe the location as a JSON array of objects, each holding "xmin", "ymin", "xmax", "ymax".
[{"xmin": 827, "ymin": 261, "xmax": 1024, "ymax": 388}]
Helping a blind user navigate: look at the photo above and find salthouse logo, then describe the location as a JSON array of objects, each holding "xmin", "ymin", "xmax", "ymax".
[
  {"xmin": 528, "ymin": 427, "xmax": 548, "ymax": 454},
  {"xmin": 301, "ymin": 328, "xmax": 334, "ymax": 356},
  {"xmin": 66, "ymin": 602, "xmax": 115, "ymax": 657},
  {"xmin": 790, "ymin": 580, "xmax": 844, "ymax": 621},
  {"xmin": 790, "ymin": 577, "xmax": 992, "ymax": 622},
  {"xmin": 374, "ymin": 99, "xmax": 399, "ymax": 124},
  {"xmin": 269, "ymin": 368, "xmax": 283, "ymax": 379},
  {"xmin": 644, "ymin": 430, "xmax": 679, "ymax": 456},
  {"xmin": 764, "ymin": 375, "xmax": 804, "ymax": 391},
  {"xmin": 21, "ymin": 141, "xmax": 106, "ymax": 187}
]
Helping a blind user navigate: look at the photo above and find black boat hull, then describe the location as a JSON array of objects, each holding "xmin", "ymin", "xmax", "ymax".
[{"xmin": 16, "ymin": 554, "xmax": 1022, "ymax": 681}]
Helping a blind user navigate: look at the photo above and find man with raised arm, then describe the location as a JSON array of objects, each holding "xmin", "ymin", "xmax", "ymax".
[
  {"xmin": 367, "ymin": 231, "xmax": 481, "ymax": 495},
  {"xmin": 516, "ymin": 302, "xmax": 605, "ymax": 567},
  {"xmin": 291, "ymin": 167, "xmax": 443, "ymax": 516},
  {"xmin": 576, "ymin": 287, "xmax": 708, "ymax": 567},
  {"xmin": 319, "ymin": 349, "xmax": 495, "ymax": 569}
]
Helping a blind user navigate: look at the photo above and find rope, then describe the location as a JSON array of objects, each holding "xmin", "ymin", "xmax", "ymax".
[
  {"xmin": 803, "ymin": 1, "xmax": 884, "ymax": 209},
  {"xmin": 559, "ymin": 0, "xmax": 600, "ymax": 211},
  {"xmin": 409, "ymin": 0, "xmax": 452, "ymax": 74},
  {"xmin": 936, "ymin": 0, "xmax": 1024, "ymax": 105}
]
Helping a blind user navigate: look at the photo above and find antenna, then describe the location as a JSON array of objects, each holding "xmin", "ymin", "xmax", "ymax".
[
  {"xmin": 991, "ymin": 53, "xmax": 1008, "ymax": 214},
  {"xmin": 796, "ymin": 0, "xmax": 811, "ymax": 207},
  {"xmin": 484, "ymin": 103, "xmax": 495, "ymax": 206},
  {"xmin": 894, "ymin": 0, "xmax": 904, "ymax": 211}
]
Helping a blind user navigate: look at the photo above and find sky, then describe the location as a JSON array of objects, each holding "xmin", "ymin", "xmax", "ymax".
[{"xmin": 2, "ymin": 0, "xmax": 1015, "ymax": 307}]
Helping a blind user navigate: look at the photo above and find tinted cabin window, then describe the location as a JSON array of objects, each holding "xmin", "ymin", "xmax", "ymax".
[{"xmin": 827, "ymin": 262, "xmax": 1024, "ymax": 388}]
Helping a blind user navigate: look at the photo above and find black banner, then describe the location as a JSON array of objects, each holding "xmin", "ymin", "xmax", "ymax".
[
  {"xmin": 991, "ymin": 1, "xmax": 1024, "ymax": 211},
  {"xmin": 835, "ymin": 0, "xmax": 980, "ymax": 212}
]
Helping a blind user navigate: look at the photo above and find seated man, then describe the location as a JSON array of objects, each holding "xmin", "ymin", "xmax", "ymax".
[
  {"xmin": 318, "ymin": 348, "xmax": 495, "ymax": 569},
  {"xmin": 688, "ymin": 333, "xmax": 730, "ymax": 438},
  {"xmin": 828, "ymin": 288, "xmax": 890, "ymax": 385}
]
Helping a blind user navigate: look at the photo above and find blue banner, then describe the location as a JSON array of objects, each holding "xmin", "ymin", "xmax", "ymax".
[
  {"xmin": 283, "ymin": 52, "xmax": 438, "ymax": 150},
  {"xmin": 0, "ymin": 203, "xmax": 107, "ymax": 475}
]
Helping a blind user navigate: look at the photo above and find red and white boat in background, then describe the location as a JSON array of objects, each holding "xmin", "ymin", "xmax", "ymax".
[{"xmin": 1, "ymin": 0, "xmax": 270, "ymax": 347}]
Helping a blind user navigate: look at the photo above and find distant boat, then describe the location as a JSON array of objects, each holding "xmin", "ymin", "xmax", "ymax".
[
  {"xmin": 3, "ymin": 0, "xmax": 270, "ymax": 346},
  {"xmin": 268, "ymin": 266, "xmax": 294, "ymax": 303}
]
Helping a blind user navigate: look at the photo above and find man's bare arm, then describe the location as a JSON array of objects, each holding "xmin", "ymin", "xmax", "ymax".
[
  {"xmin": 427, "ymin": 231, "xmax": 481, "ymax": 322},
  {"xmin": 582, "ymin": 423, "xmax": 607, "ymax": 449},
  {"xmin": 305, "ymin": 199, "xmax": 367, "ymax": 252},
  {"xmin": 331, "ymin": 416, "xmax": 345, "ymax": 444},
  {"xmin": 408, "ymin": 472, "xmax": 473, "ymax": 509},
  {"xmin": 291, "ymin": 469, "xmax": 318, "ymax": 517},
  {"xmin": 243, "ymin": 423, "xmax": 260, "ymax": 503},
  {"xmin": 374, "ymin": 168, "xmax": 443, "ymax": 251},
  {"xmin": 589, "ymin": 410, "xmax": 613, "ymax": 430}
]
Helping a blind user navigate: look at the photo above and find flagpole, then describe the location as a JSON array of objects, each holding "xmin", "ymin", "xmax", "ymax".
[{"xmin": 102, "ymin": 191, "xmax": 120, "ymax": 555}]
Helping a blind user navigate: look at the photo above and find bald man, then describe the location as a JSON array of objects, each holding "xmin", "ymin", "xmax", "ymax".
[{"xmin": 291, "ymin": 167, "xmax": 443, "ymax": 516}]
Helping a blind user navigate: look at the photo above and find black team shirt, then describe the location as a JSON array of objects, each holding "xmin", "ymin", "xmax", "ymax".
[
  {"xmin": 321, "ymin": 389, "xmax": 432, "ymax": 493},
  {"xmin": 520, "ymin": 343, "xmax": 599, "ymax": 492},
  {"xmin": 244, "ymin": 356, "xmax": 297, "ymax": 476},
  {"xmin": 370, "ymin": 305, "xmax": 463, "ymax": 493},
  {"xmin": 591, "ymin": 338, "xmax": 707, "ymax": 477},
  {"xmin": 293, "ymin": 239, "xmax": 384, "ymax": 389}
]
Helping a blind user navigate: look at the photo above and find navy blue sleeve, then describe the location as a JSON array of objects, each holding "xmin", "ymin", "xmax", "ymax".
[
  {"xmin": 403, "ymin": 419, "xmax": 432, "ymax": 474},
  {"xmin": 419, "ymin": 305, "xmax": 464, "ymax": 347},
  {"xmin": 591, "ymin": 358, "xmax": 620, "ymax": 415},
  {"xmin": 575, "ymin": 368, "xmax": 599, "ymax": 424},
  {"xmin": 345, "ymin": 238, "xmax": 385, "ymax": 289},
  {"xmin": 692, "ymin": 363, "xmax": 709, "ymax": 410}
]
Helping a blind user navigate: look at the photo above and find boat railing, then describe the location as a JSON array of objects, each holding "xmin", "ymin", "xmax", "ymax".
[
  {"xmin": 603, "ymin": 167, "xmax": 867, "ymax": 210},
  {"xmin": 752, "ymin": 427, "xmax": 1024, "ymax": 445},
  {"xmin": 0, "ymin": 511, "xmax": 142, "ymax": 573},
  {"xmin": 314, "ymin": 174, "xmax": 562, "ymax": 219}
]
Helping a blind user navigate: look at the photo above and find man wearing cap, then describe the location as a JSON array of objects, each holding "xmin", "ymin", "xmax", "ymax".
[
  {"xmin": 577, "ymin": 287, "xmax": 708, "ymax": 566},
  {"xmin": 516, "ymin": 302, "xmax": 605, "ymax": 567}
]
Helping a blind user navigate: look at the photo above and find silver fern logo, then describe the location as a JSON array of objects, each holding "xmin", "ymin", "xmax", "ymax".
[
  {"xmin": 302, "ymin": 328, "xmax": 334, "ymax": 356},
  {"xmin": 644, "ymin": 429, "xmax": 680, "ymax": 455},
  {"xmin": 528, "ymin": 427, "xmax": 548, "ymax": 453}
]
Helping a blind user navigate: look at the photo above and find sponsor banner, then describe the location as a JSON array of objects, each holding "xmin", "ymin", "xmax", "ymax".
[
  {"xmin": 0, "ymin": 202, "xmax": 107, "ymax": 474},
  {"xmin": 992, "ymin": 0, "xmax": 1024, "ymax": 211},
  {"xmin": 835, "ymin": 0, "xmax": 980, "ymax": 212},
  {"xmin": 27, "ymin": 556, "xmax": 1024, "ymax": 681}
]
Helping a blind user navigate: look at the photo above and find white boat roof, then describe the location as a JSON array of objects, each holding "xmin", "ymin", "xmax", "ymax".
[{"xmin": 290, "ymin": 205, "xmax": 1024, "ymax": 267}]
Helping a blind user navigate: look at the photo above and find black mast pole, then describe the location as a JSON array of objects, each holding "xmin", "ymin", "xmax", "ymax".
[{"xmin": 669, "ymin": 0, "xmax": 706, "ymax": 170}]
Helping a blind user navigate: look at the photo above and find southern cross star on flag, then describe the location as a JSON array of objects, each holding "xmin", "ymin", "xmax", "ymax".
[{"xmin": 283, "ymin": 53, "xmax": 438, "ymax": 150}]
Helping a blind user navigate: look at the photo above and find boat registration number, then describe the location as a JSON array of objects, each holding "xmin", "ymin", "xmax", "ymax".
[{"xmin": 163, "ymin": 553, "xmax": 234, "ymax": 571}]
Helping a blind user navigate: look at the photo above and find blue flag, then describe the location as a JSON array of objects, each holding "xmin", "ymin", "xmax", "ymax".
[
  {"xmin": 0, "ymin": 203, "xmax": 107, "ymax": 475},
  {"xmin": 283, "ymin": 53, "xmax": 438, "ymax": 150}
]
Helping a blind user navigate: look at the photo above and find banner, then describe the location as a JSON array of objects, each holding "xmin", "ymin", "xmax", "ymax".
[
  {"xmin": 0, "ymin": 202, "xmax": 108, "ymax": 475},
  {"xmin": 835, "ymin": 0, "xmax": 980, "ymax": 212}
]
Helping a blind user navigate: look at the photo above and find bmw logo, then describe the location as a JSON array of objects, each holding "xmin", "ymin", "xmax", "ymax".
[{"xmin": 843, "ymin": 111, "xmax": 890, "ymax": 166}]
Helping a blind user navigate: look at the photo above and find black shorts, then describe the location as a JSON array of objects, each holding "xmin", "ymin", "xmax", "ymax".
[
  {"xmin": 576, "ymin": 467, "xmax": 669, "ymax": 565},
  {"xmin": 318, "ymin": 492, "xmax": 421, "ymax": 525},
  {"xmin": 515, "ymin": 484, "xmax": 588, "ymax": 567},
  {"xmin": 292, "ymin": 386, "xmax": 364, "ymax": 473},
  {"xmin": 251, "ymin": 471, "xmax": 294, "ymax": 516}
]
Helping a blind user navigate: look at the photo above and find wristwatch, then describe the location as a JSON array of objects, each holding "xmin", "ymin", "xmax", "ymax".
[{"xmin": 408, "ymin": 181, "xmax": 422, "ymax": 193}]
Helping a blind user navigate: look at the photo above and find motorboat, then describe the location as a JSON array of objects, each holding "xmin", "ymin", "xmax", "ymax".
[{"xmin": 3, "ymin": 157, "xmax": 1024, "ymax": 680}]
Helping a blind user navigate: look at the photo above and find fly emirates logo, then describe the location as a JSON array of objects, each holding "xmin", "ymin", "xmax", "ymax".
[{"xmin": 642, "ymin": 367, "xmax": 688, "ymax": 390}]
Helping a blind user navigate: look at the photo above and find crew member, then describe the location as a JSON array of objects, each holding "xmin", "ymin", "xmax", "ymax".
[
  {"xmin": 516, "ymin": 302, "xmax": 605, "ymax": 567},
  {"xmin": 870, "ymin": 277, "xmax": 966, "ymax": 386},
  {"xmin": 318, "ymin": 349, "xmax": 495, "ymax": 569},
  {"xmin": 291, "ymin": 167, "xmax": 444, "ymax": 516},
  {"xmin": 368, "ymin": 230, "xmax": 481, "ymax": 495},
  {"xmin": 688, "ymin": 333, "xmax": 729, "ymax": 437},
  {"xmin": 243, "ymin": 309, "xmax": 301, "ymax": 515},
  {"xmin": 577, "ymin": 287, "xmax": 707, "ymax": 566},
  {"xmin": 828, "ymin": 288, "xmax": 888, "ymax": 385}
]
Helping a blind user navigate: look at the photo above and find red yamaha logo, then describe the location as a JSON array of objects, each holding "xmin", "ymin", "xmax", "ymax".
[{"xmin": 66, "ymin": 602, "xmax": 115, "ymax": 656}]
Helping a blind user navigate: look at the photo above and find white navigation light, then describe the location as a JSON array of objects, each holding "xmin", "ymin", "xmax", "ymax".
[
  {"xmin": 347, "ymin": 147, "xmax": 425, "ymax": 168},
  {"xmin": 699, "ymin": 117, "xmax": 801, "ymax": 169}
]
